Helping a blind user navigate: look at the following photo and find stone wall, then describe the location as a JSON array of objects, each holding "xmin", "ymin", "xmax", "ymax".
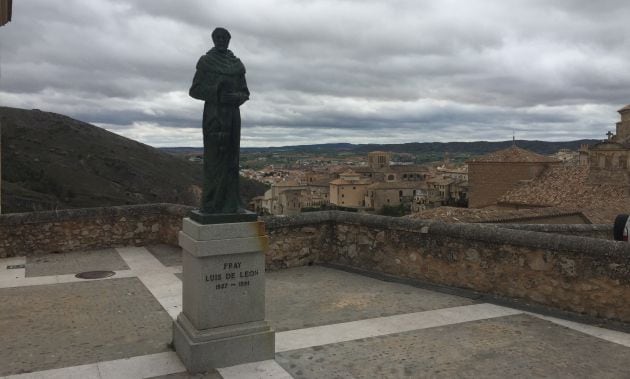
[
  {"xmin": 323, "ymin": 212, "xmax": 630, "ymax": 322},
  {"xmin": 2, "ymin": 205, "xmax": 629, "ymax": 323},
  {"xmin": 263, "ymin": 213, "xmax": 334, "ymax": 270},
  {"xmin": 0, "ymin": 204, "xmax": 191, "ymax": 258}
]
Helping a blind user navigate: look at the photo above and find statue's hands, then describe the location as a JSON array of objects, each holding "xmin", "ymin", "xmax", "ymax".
[
  {"xmin": 220, "ymin": 92, "xmax": 240, "ymax": 104},
  {"xmin": 220, "ymin": 92, "xmax": 249, "ymax": 105}
]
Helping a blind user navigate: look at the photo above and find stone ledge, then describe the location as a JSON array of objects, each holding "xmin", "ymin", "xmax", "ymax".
[
  {"xmin": 262, "ymin": 211, "xmax": 336, "ymax": 229},
  {"xmin": 493, "ymin": 223, "xmax": 612, "ymax": 234},
  {"xmin": 1, "ymin": 205, "xmax": 626, "ymax": 262},
  {"xmin": 0, "ymin": 203, "xmax": 193, "ymax": 225},
  {"xmin": 264, "ymin": 211, "xmax": 629, "ymax": 259},
  {"xmin": 427, "ymin": 222, "xmax": 630, "ymax": 259}
]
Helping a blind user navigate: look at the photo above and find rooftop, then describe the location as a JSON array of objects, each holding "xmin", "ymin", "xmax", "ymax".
[
  {"xmin": 468, "ymin": 145, "xmax": 560, "ymax": 163},
  {"xmin": 354, "ymin": 165, "xmax": 430, "ymax": 173},
  {"xmin": 1, "ymin": 245, "xmax": 630, "ymax": 378},
  {"xmin": 499, "ymin": 165, "xmax": 630, "ymax": 223},
  {"xmin": 329, "ymin": 178, "xmax": 372, "ymax": 185},
  {"xmin": 274, "ymin": 180, "xmax": 302, "ymax": 187},
  {"xmin": 367, "ymin": 181, "xmax": 426, "ymax": 190}
]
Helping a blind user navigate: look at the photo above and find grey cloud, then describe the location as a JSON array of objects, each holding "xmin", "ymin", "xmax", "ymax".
[{"xmin": 1, "ymin": 0, "xmax": 628, "ymax": 147}]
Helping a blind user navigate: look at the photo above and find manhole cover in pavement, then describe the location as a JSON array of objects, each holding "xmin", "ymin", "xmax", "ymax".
[{"xmin": 75, "ymin": 270, "xmax": 116, "ymax": 279}]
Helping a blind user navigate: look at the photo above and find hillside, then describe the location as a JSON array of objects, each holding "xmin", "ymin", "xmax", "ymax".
[
  {"xmin": 164, "ymin": 140, "xmax": 600, "ymax": 159},
  {"xmin": 0, "ymin": 107, "xmax": 266, "ymax": 213}
]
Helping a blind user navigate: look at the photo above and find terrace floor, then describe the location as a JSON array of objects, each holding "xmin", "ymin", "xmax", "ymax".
[{"xmin": 1, "ymin": 245, "xmax": 630, "ymax": 378}]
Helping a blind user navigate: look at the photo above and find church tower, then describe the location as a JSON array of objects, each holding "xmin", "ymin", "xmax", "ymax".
[
  {"xmin": 615, "ymin": 104, "xmax": 630, "ymax": 144},
  {"xmin": 367, "ymin": 151, "xmax": 391, "ymax": 169}
]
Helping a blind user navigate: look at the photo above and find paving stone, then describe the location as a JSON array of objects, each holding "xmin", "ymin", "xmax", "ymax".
[
  {"xmin": 276, "ymin": 314, "xmax": 630, "ymax": 378},
  {"xmin": 26, "ymin": 248, "xmax": 129, "ymax": 277},
  {"xmin": 173, "ymin": 265, "xmax": 476, "ymax": 332},
  {"xmin": 148, "ymin": 371, "xmax": 222, "ymax": 379},
  {"xmin": 147, "ymin": 244, "xmax": 183, "ymax": 267},
  {"xmin": 0, "ymin": 277, "xmax": 172, "ymax": 376},
  {"xmin": 266, "ymin": 266, "xmax": 477, "ymax": 331}
]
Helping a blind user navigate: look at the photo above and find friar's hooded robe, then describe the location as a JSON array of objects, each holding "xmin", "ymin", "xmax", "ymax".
[{"xmin": 189, "ymin": 47, "xmax": 249, "ymax": 214}]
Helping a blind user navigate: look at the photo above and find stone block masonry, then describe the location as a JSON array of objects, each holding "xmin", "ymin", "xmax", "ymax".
[
  {"xmin": 324, "ymin": 212, "xmax": 630, "ymax": 323},
  {"xmin": 263, "ymin": 212, "xmax": 334, "ymax": 270},
  {"xmin": 1, "ymin": 204, "xmax": 629, "ymax": 324},
  {"xmin": 0, "ymin": 203, "xmax": 192, "ymax": 258}
]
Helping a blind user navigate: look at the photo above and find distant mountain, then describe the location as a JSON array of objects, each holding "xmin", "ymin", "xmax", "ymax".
[
  {"xmin": 0, "ymin": 107, "xmax": 266, "ymax": 213},
  {"xmin": 163, "ymin": 140, "xmax": 600, "ymax": 157}
]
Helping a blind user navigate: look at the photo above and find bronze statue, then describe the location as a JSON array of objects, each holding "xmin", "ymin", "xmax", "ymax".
[{"xmin": 189, "ymin": 27, "xmax": 254, "ymax": 222}]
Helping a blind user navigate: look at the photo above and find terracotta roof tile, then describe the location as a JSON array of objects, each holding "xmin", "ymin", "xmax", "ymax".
[
  {"xmin": 367, "ymin": 181, "xmax": 426, "ymax": 190},
  {"xmin": 468, "ymin": 146, "xmax": 560, "ymax": 163},
  {"xmin": 498, "ymin": 165, "xmax": 630, "ymax": 223}
]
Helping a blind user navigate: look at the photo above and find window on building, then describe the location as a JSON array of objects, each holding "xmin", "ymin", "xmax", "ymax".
[
  {"xmin": 353, "ymin": 186, "xmax": 356, "ymax": 190},
  {"xmin": 388, "ymin": 174, "xmax": 395, "ymax": 181}
]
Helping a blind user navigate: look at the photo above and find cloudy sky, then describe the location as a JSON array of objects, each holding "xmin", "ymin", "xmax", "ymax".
[{"xmin": 1, "ymin": 1, "xmax": 629, "ymax": 147}]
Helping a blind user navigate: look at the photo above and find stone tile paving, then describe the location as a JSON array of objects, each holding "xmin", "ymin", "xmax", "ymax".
[
  {"xmin": 266, "ymin": 266, "xmax": 477, "ymax": 332},
  {"xmin": 0, "ymin": 277, "xmax": 172, "ymax": 376},
  {"xmin": 25, "ymin": 248, "xmax": 129, "ymax": 277},
  {"xmin": 276, "ymin": 314, "xmax": 630, "ymax": 378},
  {"xmin": 149, "ymin": 371, "xmax": 222, "ymax": 379},
  {"xmin": 4, "ymin": 249, "xmax": 630, "ymax": 379},
  {"xmin": 146, "ymin": 244, "xmax": 182, "ymax": 267}
]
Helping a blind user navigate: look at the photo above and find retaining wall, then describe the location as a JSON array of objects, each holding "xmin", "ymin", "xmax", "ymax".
[
  {"xmin": 0, "ymin": 204, "xmax": 191, "ymax": 257},
  {"xmin": 1, "ymin": 205, "xmax": 628, "ymax": 323},
  {"xmin": 324, "ymin": 212, "xmax": 630, "ymax": 322}
]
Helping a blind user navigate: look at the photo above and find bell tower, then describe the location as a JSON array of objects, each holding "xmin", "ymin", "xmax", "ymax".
[
  {"xmin": 615, "ymin": 105, "xmax": 630, "ymax": 143},
  {"xmin": 368, "ymin": 151, "xmax": 391, "ymax": 169}
]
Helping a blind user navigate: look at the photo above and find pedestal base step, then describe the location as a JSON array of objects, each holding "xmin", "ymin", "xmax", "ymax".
[{"xmin": 173, "ymin": 315, "xmax": 275, "ymax": 373}]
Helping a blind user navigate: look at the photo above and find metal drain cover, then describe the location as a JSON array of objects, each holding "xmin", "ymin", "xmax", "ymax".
[{"xmin": 75, "ymin": 270, "xmax": 115, "ymax": 279}]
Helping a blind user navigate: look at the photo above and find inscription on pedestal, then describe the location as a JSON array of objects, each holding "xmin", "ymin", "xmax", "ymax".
[
  {"xmin": 205, "ymin": 261, "xmax": 259, "ymax": 291},
  {"xmin": 182, "ymin": 250, "xmax": 265, "ymax": 330}
]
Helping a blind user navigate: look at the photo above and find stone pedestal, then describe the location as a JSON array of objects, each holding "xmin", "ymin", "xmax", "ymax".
[{"xmin": 173, "ymin": 218, "xmax": 275, "ymax": 372}]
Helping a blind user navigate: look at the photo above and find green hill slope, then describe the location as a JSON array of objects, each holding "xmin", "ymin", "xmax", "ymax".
[{"xmin": 0, "ymin": 107, "xmax": 265, "ymax": 213}]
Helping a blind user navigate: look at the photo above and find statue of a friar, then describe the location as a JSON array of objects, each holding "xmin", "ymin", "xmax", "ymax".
[{"xmin": 189, "ymin": 27, "xmax": 254, "ymax": 223}]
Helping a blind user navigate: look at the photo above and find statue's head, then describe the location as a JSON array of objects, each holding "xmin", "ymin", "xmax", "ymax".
[{"xmin": 212, "ymin": 27, "xmax": 231, "ymax": 52}]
